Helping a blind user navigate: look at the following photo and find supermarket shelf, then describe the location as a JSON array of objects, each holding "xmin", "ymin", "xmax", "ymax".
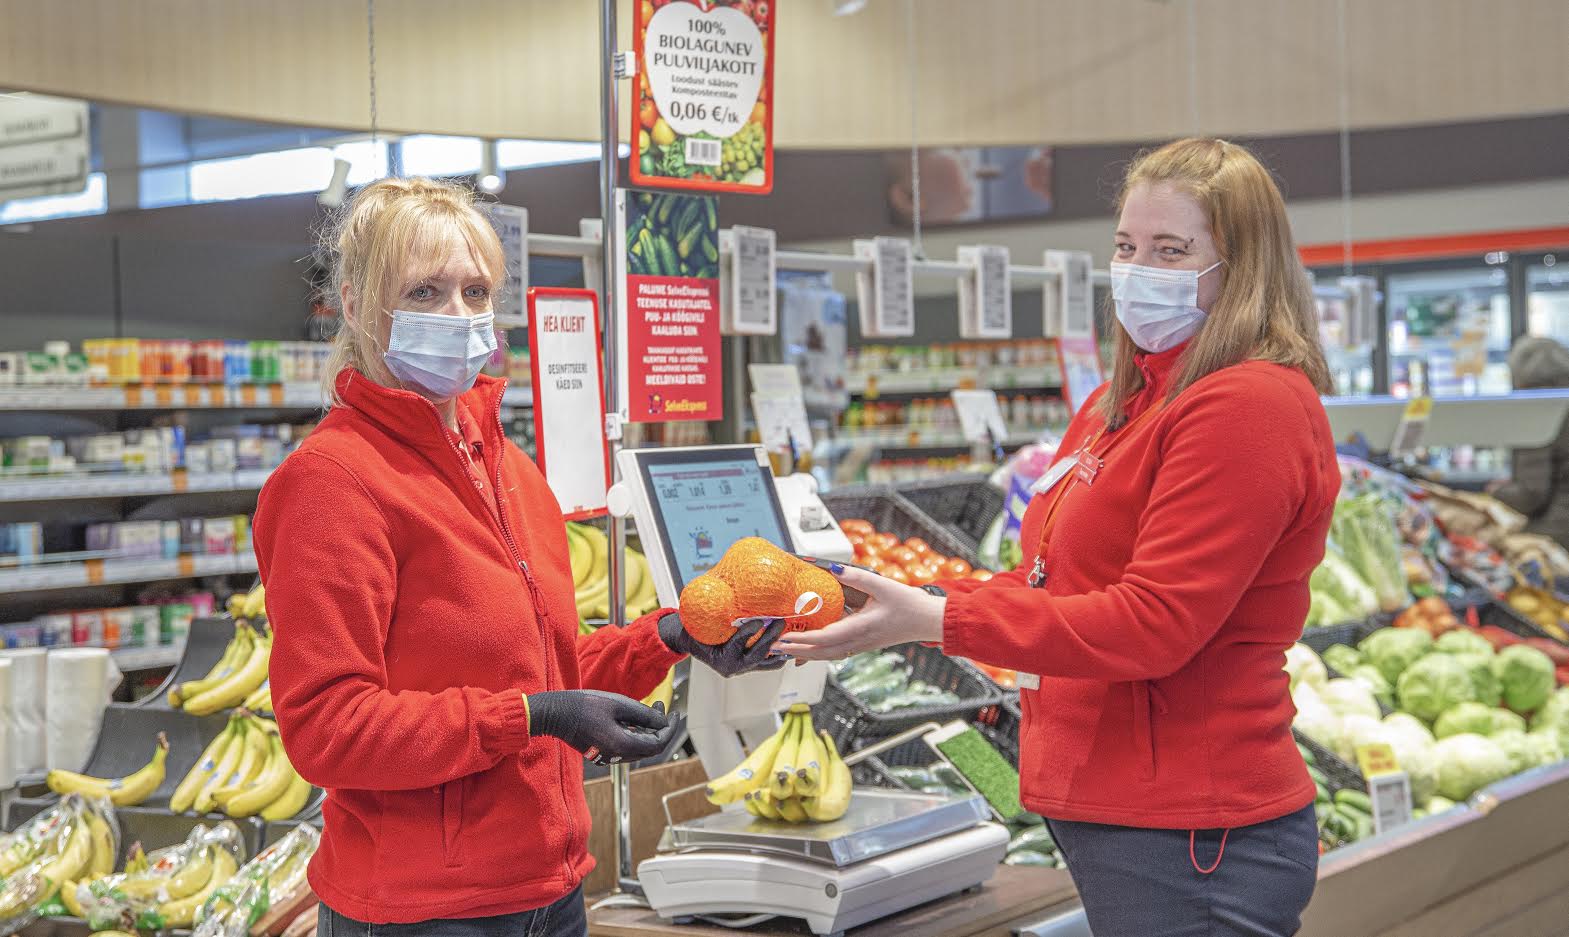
[
  {"xmin": 112, "ymin": 643, "xmax": 185, "ymax": 671},
  {"xmin": 829, "ymin": 426, "xmax": 1043, "ymax": 450},
  {"xmin": 0, "ymin": 384, "xmax": 533, "ymax": 411},
  {"xmin": 0, "ymin": 553, "xmax": 257, "ymax": 594},
  {"xmin": 846, "ymin": 366, "xmax": 1062, "ymax": 395},
  {"xmin": 0, "ymin": 468, "xmax": 272, "ymax": 503}
]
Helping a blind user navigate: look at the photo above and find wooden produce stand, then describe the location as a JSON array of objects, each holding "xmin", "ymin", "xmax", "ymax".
[{"xmin": 587, "ymin": 865, "xmax": 1077, "ymax": 937}]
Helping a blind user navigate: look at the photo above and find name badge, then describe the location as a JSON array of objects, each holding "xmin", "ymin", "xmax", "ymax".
[
  {"xmin": 1029, "ymin": 456, "xmax": 1076, "ymax": 495},
  {"xmin": 1074, "ymin": 449, "xmax": 1103, "ymax": 486},
  {"xmin": 1017, "ymin": 673, "xmax": 1041, "ymax": 690}
]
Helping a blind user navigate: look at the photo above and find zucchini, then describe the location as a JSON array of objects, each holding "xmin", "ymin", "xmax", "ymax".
[
  {"xmin": 1003, "ymin": 849, "xmax": 1055, "ymax": 868},
  {"xmin": 1334, "ymin": 789, "xmax": 1373, "ymax": 814},
  {"xmin": 1306, "ymin": 764, "xmax": 1327, "ymax": 786},
  {"xmin": 1298, "ymin": 743, "xmax": 1317, "ymax": 766},
  {"xmin": 1008, "ymin": 827, "xmax": 1057, "ymax": 853},
  {"xmin": 1315, "ymin": 783, "xmax": 1331, "ymax": 804}
]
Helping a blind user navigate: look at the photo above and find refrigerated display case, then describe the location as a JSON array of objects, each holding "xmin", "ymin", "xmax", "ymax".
[
  {"xmin": 1527, "ymin": 252, "xmax": 1569, "ymax": 342},
  {"xmin": 1385, "ymin": 262, "xmax": 1513, "ymax": 398}
]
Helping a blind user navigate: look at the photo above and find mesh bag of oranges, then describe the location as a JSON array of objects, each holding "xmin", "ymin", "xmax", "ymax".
[{"xmin": 678, "ymin": 538, "xmax": 846, "ymax": 644}]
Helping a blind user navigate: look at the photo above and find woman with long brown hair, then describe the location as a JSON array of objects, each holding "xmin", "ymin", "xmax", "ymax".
[{"xmin": 779, "ymin": 138, "xmax": 1340, "ymax": 936}]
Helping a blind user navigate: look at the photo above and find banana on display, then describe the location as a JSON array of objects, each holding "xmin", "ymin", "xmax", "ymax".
[
  {"xmin": 75, "ymin": 822, "xmax": 245, "ymax": 933},
  {"xmin": 198, "ymin": 824, "xmax": 319, "ymax": 937},
  {"xmin": 171, "ymin": 714, "xmax": 313, "ymax": 820},
  {"xmin": 181, "ymin": 625, "xmax": 272, "ymax": 717},
  {"xmin": 224, "ymin": 583, "xmax": 267, "ymax": 624},
  {"xmin": 706, "ymin": 705, "xmax": 851, "ymax": 823},
  {"xmin": 0, "ymin": 795, "xmax": 118, "ymax": 932},
  {"xmin": 47, "ymin": 734, "xmax": 168, "ymax": 807},
  {"xmin": 568, "ymin": 522, "xmax": 661, "ymax": 624}
]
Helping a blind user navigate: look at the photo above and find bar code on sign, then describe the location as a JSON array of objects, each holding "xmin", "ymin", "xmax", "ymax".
[{"xmin": 685, "ymin": 137, "xmax": 722, "ymax": 167}]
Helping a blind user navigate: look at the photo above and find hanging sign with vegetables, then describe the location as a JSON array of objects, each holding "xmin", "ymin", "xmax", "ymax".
[{"xmin": 631, "ymin": 0, "xmax": 775, "ymax": 194}]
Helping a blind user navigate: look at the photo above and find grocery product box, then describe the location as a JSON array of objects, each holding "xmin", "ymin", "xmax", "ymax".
[
  {"xmin": 38, "ymin": 613, "xmax": 72, "ymax": 647},
  {"xmin": 180, "ymin": 518, "xmax": 205, "ymax": 554},
  {"xmin": 0, "ymin": 522, "xmax": 43, "ymax": 567},
  {"xmin": 72, "ymin": 609, "xmax": 105, "ymax": 646},
  {"xmin": 129, "ymin": 606, "xmax": 160, "ymax": 647},
  {"xmin": 0, "ymin": 352, "xmax": 19, "ymax": 385},
  {"xmin": 203, "ymin": 516, "xmax": 237, "ymax": 554},
  {"xmin": 102, "ymin": 607, "xmax": 133, "ymax": 649},
  {"xmin": 23, "ymin": 352, "xmax": 60, "ymax": 385},
  {"xmin": 160, "ymin": 603, "xmax": 194, "ymax": 645}
]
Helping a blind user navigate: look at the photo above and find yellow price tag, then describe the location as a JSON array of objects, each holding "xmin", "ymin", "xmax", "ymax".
[
  {"xmin": 1402, "ymin": 397, "xmax": 1433, "ymax": 421},
  {"xmin": 1356, "ymin": 742, "xmax": 1401, "ymax": 778}
]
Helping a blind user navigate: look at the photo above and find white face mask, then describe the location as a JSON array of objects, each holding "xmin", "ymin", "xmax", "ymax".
[
  {"xmin": 383, "ymin": 309, "xmax": 498, "ymax": 401},
  {"xmin": 1109, "ymin": 260, "xmax": 1223, "ymax": 353}
]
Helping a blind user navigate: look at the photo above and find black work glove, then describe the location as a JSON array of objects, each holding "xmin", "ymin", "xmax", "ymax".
[
  {"xmin": 526, "ymin": 690, "xmax": 675, "ymax": 766},
  {"xmin": 658, "ymin": 613, "xmax": 789, "ymax": 677}
]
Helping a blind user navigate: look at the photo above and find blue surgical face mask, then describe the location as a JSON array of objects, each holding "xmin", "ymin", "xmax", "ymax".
[
  {"xmin": 1109, "ymin": 260, "xmax": 1223, "ymax": 353},
  {"xmin": 383, "ymin": 310, "xmax": 497, "ymax": 401}
]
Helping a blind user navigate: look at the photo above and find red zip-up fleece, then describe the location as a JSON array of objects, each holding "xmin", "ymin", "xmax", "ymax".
[
  {"xmin": 253, "ymin": 369, "xmax": 682, "ymax": 923},
  {"xmin": 940, "ymin": 344, "xmax": 1340, "ymax": 830}
]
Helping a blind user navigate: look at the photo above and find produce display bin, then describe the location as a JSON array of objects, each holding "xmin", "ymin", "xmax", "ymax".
[
  {"xmin": 819, "ymin": 485, "xmax": 981, "ymax": 568},
  {"xmin": 1300, "ymin": 620, "xmax": 1375, "ymax": 656},
  {"xmin": 136, "ymin": 616, "xmax": 241, "ymax": 708},
  {"xmin": 1293, "ymin": 729, "xmax": 1366, "ymax": 792},
  {"xmin": 814, "ymin": 642, "xmax": 1003, "ymax": 748},
  {"xmin": 849, "ymin": 736, "xmax": 943, "ymax": 790},
  {"xmin": 3, "ymin": 702, "xmax": 317, "ymax": 863},
  {"xmin": 894, "ymin": 473, "xmax": 1005, "ymax": 559}
]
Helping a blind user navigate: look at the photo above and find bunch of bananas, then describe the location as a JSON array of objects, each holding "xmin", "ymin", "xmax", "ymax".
[
  {"xmin": 200, "ymin": 824, "xmax": 318, "ymax": 937},
  {"xmin": 568, "ymin": 522, "xmax": 660, "ymax": 625},
  {"xmin": 224, "ymin": 583, "xmax": 267, "ymax": 623},
  {"xmin": 67, "ymin": 823, "xmax": 244, "ymax": 931},
  {"xmin": 0, "ymin": 795, "xmax": 117, "ymax": 925},
  {"xmin": 171, "ymin": 714, "xmax": 311, "ymax": 821},
  {"xmin": 168, "ymin": 622, "xmax": 271, "ymax": 716},
  {"xmin": 704, "ymin": 705, "xmax": 852, "ymax": 823},
  {"xmin": 47, "ymin": 734, "xmax": 168, "ymax": 807}
]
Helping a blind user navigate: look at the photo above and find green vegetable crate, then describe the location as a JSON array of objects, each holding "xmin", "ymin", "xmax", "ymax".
[
  {"xmin": 819, "ymin": 485, "xmax": 984, "ymax": 570},
  {"xmin": 895, "ymin": 474, "xmax": 1006, "ymax": 561},
  {"xmin": 814, "ymin": 642, "xmax": 1003, "ymax": 748}
]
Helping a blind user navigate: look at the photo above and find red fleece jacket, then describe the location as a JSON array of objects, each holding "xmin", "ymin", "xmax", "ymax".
[
  {"xmin": 941, "ymin": 345, "xmax": 1340, "ymax": 830},
  {"xmin": 253, "ymin": 370, "xmax": 682, "ymax": 923}
]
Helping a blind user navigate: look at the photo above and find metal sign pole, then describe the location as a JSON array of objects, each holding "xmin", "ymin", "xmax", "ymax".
[{"xmin": 596, "ymin": 0, "xmax": 639, "ymax": 897}]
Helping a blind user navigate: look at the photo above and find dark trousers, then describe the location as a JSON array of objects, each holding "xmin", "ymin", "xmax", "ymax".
[
  {"xmin": 1046, "ymin": 804, "xmax": 1318, "ymax": 937},
  {"xmin": 319, "ymin": 888, "xmax": 587, "ymax": 937}
]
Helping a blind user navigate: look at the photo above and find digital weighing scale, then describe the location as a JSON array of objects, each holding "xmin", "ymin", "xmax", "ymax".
[{"xmin": 605, "ymin": 445, "xmax": 1009, "ymax": 936}]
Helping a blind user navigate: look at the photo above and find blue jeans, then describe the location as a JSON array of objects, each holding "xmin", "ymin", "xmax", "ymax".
[
  {"xmin": 319, "ymin": 888, "xmax": 587, "ymax": 937},
  {"xmin": 1045, "ymin": 804, "xmax": 1318, "ymax": 937}
]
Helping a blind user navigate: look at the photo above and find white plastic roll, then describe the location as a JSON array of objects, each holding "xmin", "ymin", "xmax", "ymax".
[
  {"xmin": 45, "ymin": 648, "xmax": 119, "ymax": 772},
  {"xmin": 0, "ymin": 649, "xmax": 47, "ymax": 778},
  {"xmin": 0, "ymin": 659, "xmax": 14, "ymax": 790}
]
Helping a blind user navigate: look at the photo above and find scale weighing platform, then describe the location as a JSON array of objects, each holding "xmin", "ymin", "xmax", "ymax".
[{"xmin": 606, "ymin": 445, "xmax": 1009, "ymax": 936}]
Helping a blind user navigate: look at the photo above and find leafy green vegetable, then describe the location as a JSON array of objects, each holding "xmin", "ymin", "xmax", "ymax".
[
  {"xmin": 1490, "ymin": 708, "xmax": 1528, "ymax": 737},
  {"xmin": 1492, "ymin": 644, "xmax": 1557, "ymax": 714},
  {"xmin": 1310, "ymin": 547, "xmax": 1380, "ymax": 622},
  {"xmin": 1434, "ymin": 702, "xmax": 1498, "ymax": 739},
  {"xmin": 1322, "ymin": 644, "xmax": 1364, "ymax": 675},
  {"xmin": 1491, "ymin": 731, "xmax": 1536, "ymax": 774},
  {"xmin": 1396, "ymin": 652, "xmax": 1473, "ymax": 722},
  {"xmin": 1452, "ymin": 652, "xmax": 1503, "ymax": 708},
  {"xmin": 1533, "ymin": 687, "xmax": 1569, "ymax": 752},
  {"xmin": 1361, "ymin": 627, "xmax": 1434, "ymax": 685},
  {"xmin": 1526, "ymin": 729, "xmax": 1565, "ymax": 767},
  {"xmin": 1349, "ymin": 665, "xmax": 1394, "ymax": 709},
  {"xmin": 1331, "ymin": 495, "xmax": 1409, "ymax": 612},
  {"xmin": 1285, "ymin": 644, "xmax": 1328, "ymax": 691},
  {"xmin": 1321, "ymin": 678, "xmax": 1382, "ymax": 721},
  {"xmin": 1434, "ymin": 733, "xmax": 1514, "ymax": 800},
  {"xmin": 1434, "ymin": 629, "xmax": 1494, "ymax": 658}
]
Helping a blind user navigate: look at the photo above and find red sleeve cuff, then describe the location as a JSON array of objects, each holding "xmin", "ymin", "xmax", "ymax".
[
  {"xmin": 941, "ymin": 592, "xmax": 983, "ymax": 659},
  {"xmin": 475, "ymin": 689, "xmax": 532, "ymax": 755}
]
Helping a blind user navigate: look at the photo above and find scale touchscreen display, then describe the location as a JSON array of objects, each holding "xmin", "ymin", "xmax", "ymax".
[{"xmin": 641, "ymin": 452, "xmax": 791, "ymax": 590}]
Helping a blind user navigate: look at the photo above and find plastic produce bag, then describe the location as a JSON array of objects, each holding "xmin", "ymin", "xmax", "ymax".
[
  {"xmin": 0, "ymin": 795, "xmax": 121, "ymax": 934},
  {"xmin": 77, "ymin": 821, "xmax": 245, "ymax": 931},
  {"xmin": 1332, "ymin": 495, "xmax": 1409, "ymax": 613},
  {"xmin": 194, "ymin": 823, "xmax": 319, "ymax": 937}
]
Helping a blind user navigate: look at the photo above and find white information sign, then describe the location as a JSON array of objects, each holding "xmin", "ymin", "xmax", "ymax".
[
  {"xmin": 1044, "ymin": 249, "xmax": 1096, "ymax": 339},
  {"xmin": 748, "ymin": 364, "xmax": 812, "ymax": 452},
  {"xmin": 491, "ymin": 205, "xmax": 529, "ymax": 326},
  {"xmin": 957, "ymin": 245, "xmax": 1012, "ymax": 339},
  {"xmin": 527, "ymin": 289, "xmax": 610, "ymax": 520},
  {"xmin": 722, "ymin": 226, "xmax": 777, "ymax": 335},
  {"xmin": 950, "ymin": 389, "xmax": 1009, "ymax": 447},
  {"xmin": 854, "ymin": 237, "xmax": 915, "ymax": 338}
]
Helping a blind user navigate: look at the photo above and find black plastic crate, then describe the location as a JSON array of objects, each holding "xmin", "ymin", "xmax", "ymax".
[
  {"xmin": 895, "ymin": 474, "xmax": 1005, "ymax": 559},
  {"xmin": 849, "ymin": 737, "xmax": 945, "ymax": 790},
  {"xmin": 815, "ymin": 643, "xmax": 1003, "ymax": 747},
  {"xmin": 975, "ymin": 694, "xmax": 1020, "ymax": 767},
  {"xmin": 1300, "ymin": 620, "xmax": 1378, "ymax": 656},
  {"xmin": 1293, "ymin": 729, "xmax": 1366, "ymax": 793},
  {"xmin": 819, "ymin": 485, "xmax": 980, "ymax": 568}
]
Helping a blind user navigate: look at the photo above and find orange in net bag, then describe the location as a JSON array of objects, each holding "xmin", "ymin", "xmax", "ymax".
[{"xmin": 678, "ymin": 537, "xmax": 846, "ymax": 645}]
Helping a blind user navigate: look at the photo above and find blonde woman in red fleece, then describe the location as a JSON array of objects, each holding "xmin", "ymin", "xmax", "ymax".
[
  {"xmin": 781, "ymin": 139, "xmax": 1340, "ymax": 937},
  {"xmin": 254, "ymin": 177, "xmax": 784, "ymax": 937}
]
